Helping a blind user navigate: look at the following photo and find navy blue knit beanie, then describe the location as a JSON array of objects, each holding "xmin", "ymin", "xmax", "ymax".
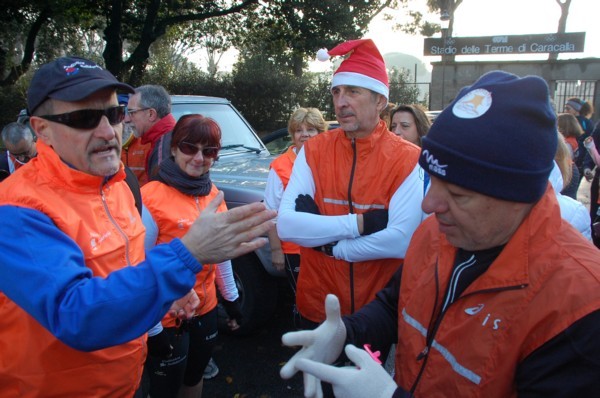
[{"xmin": 420, "ymin": 71, "xmax": 557, "ymax": 203}]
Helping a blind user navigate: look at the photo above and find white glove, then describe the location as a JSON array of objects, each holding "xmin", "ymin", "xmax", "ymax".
[
  {"xmin": 280, "ymin": 294, "xmax": 347, "ymax": 398},
  {"xmin": 296, "ymin": 344, "xmax": 398, "ymax": 398}
]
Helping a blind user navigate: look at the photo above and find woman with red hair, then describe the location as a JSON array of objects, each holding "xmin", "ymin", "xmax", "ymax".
[{"xmin": 141, "ymin": 114, "xmax": 242, "ymax": 398}]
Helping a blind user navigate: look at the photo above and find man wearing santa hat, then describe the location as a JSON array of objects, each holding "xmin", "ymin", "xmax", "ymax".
[{"xmin": 277, "ymin": 39, "xmax": 424, "ymax": 330}]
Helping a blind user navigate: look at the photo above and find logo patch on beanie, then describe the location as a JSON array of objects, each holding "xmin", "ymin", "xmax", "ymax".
[{"xmin": 452, "ymin": 88, "xmax": 492, "ymax": 119}]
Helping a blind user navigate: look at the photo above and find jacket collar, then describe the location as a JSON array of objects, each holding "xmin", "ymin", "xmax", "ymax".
[
  {"xmin": 284, "ymin": 145, "xmax": 298, "ymax": 162},
  {"xmin": 141, "ymin": 113, "xmax": 176, "ymax": 146},
  {"xmin": 438, "ymin": 185, "xmax": 560, "ymax": 293}
]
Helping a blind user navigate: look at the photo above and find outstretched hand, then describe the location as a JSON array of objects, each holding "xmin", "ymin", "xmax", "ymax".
[
  {"xmin": 181, "ymin": 191, "xmax": 276, "ymax": 264},
  {"xmin": 168, "ymin": 289, "xmax": 199, "ymax": 320},
  {"xmin": 296, "ymin": 344, "xmax": 398, "ymax": 398},
  {"xmin": 280, "ymin": 294, "xmax": 347, "ymax": 398}
]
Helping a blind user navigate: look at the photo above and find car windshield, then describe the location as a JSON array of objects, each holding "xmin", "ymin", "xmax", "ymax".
[{"xmin": 171, "ymin": 102, "xmax": 266, "ymax": 154}]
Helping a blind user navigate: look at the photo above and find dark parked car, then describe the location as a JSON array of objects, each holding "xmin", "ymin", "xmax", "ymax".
[
  {"xmin": 262, "ymin": 128, "xmax": 292, "ymax": 155},
  {"xmin": 170, "ymin": 95, "xmax": 282, "ymax": 334}
]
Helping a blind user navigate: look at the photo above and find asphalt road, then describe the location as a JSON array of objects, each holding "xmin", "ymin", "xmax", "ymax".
[{"xmin": 204, "ymin": 283, "xmax": 305, "ymax": 398}]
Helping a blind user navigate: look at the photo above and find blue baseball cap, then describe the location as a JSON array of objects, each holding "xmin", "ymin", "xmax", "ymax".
[{"xmin": 27, "ymin": 56, "xmax": 134, "ymax": 115}]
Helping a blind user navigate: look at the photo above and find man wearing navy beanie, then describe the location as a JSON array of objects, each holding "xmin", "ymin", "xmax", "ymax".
[{"xmin": 281, "ymin": 71, "xmax": 600, "ymax": 397}]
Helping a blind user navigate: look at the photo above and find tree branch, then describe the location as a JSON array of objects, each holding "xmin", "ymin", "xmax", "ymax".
[{"xmin": 0, "ymin": 7, "xmax": 52, "ymax": 87}]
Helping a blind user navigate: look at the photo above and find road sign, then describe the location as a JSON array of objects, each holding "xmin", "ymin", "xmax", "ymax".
[{"xmin": 424, "ymin": 32, "xmax": 585, "ymax": 56}]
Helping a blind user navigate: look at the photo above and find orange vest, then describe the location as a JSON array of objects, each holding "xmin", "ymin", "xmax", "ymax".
[
  {"xmin": 122, "ymin": 137, "xmax": 151, "ymax": 185},
  {"xmin": 141, "ymin": 181, "xmax": 227, "ymax": 327},
  {"xmin": 565, "ymin": 136, "xmax": 578, "ymax": 155},
  {"xmin": 298, "ymin": 121, "xmax": 421, "ymax": 322},
  {"xmin": 396, "ymin": 188, "xmax": 600, "ymax": 397},
  {"xmin": 270, "ymin": 146, "xmax": 301, "ymax": 254},
  {"xmin": 0, "ymin": 142, "xmax": 146, "ymax": 397}
]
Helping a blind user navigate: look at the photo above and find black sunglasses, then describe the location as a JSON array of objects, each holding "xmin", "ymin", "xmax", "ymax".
[
  {"xmin": 40, "ymin": 105, "xmax": 126, "ymax": 130},
  {"xmin": 177, "ymin": 141, "xmax": 219, "ymax": 158}
]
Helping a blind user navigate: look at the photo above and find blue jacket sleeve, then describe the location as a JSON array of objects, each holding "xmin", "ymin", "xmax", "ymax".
[{"xmin": 0, "ymin": 205, "xmax": 200, "ymax": 351}]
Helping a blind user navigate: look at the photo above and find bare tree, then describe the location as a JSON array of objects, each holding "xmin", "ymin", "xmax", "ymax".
[{"xmin": 549, "ymin": 0, "xmax": 571, "ymax": 61}]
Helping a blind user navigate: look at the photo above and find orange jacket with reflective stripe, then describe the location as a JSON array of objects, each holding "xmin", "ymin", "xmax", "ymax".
[
  {"xmin": 0, "ymin": 142, "xmax": 146, "ymax": 397},
  {"xmin": 122, "ymin": 137, "xmax": 151, "ymax": 185},
  {"xmin": 270, "ymin": 146, "xmax": 301, "ymax": 254},
  {"xmin": 396, "ymin": 188, "xmax": 600, "ymax": 397},
  {"xmin": 142, "ymin": 181, "xmax": 226, "ymax": 327},
  {"xmin": 298, "ymin": 122, "xmax": 420, "ymax": 322}
]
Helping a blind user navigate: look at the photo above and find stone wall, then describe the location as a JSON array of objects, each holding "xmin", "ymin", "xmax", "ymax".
[{"xmin": 430, "ymin": 58, "xmax": 600, "ymax": 122}]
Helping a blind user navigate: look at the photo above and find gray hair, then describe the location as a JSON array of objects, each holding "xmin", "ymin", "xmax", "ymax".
[
  {"xmin": 135, "ymin": 85, "xmax": 171, "ymax": 118},
  {"xmin": 2, "ymin": 122, "xmax": 34, "ymax": 146}
]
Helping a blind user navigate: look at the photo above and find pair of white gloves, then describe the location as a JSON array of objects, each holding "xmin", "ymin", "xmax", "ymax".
[{"xmin": 280, "ymin": 294, "xmax": 398, "ymax": 398}]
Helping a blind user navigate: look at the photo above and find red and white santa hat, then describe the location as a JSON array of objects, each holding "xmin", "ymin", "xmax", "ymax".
[{"xmin": 317, "ymin": 39, "xmax": 389, "ymax": 100}]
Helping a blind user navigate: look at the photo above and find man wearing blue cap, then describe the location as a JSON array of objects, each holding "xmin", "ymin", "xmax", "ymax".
[
  {"xmin": 281, "ymin": 71, "xmax": 600, "ymax": 397},
  {"xmin": 0, "ymin": 56, "xmax": 275, "ymax": 396}
]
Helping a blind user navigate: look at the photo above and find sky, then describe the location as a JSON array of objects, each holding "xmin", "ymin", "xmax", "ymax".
[
  {"xmin": 211, "ymin": 0, "xmax": 598, "ymax": 73},
  {"xmin": 363, "ymin": 0, "xmax": 599, "ymax": 66}
]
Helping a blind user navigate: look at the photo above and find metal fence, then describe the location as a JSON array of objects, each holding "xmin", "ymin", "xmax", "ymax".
[{"xmin": 554, "ymin": 80, "xmax": 596, "ymax": 112}]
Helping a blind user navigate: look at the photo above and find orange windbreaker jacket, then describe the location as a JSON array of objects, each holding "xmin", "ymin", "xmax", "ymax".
[
  {"xmin": 270, "ymin": 146, "xmax": 301, "ymax": 254},
  {"xmin": 396, "ymin": 187, "xmax": 600, "ymax": 397},
  {"xmin": 142, "ymin": 181, "xmax": 226, "ymax": 327},
  {"xmin": 298, "ymin": 122, "xmax": 421, "ymax": 322},
  {"xmin": 0, "ymin": 141, "xmax": 146, "ymax": 397}
]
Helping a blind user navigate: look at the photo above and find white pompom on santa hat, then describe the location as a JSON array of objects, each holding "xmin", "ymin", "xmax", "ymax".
[{"xmin": 316, "ymin": 39, "xmax": 389, "ymax": 100}]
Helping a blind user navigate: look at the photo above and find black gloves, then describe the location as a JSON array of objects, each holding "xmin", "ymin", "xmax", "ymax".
[
  {"xmin": 222, "ymin": 298, "xmax": 243, "ymax": 325},
  {"xmin": 147, "ymin": 329, "xmax": 173, "ymax": 359},
  {"xmin": 361, "ymin": 209, "xmax": 389, "ymax": 236},
  {"xmin": 295, "ymin": 194, "xmax": 320, "ymax": 214}
]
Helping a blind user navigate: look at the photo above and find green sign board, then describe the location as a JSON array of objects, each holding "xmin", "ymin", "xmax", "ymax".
[{"xmin": 424, "ymin": 32, "xmax": 585, "ymax": 56}]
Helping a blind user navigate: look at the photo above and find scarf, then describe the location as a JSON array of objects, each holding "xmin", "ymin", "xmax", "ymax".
[{"xmin": 156, "ymin": 156, "xmax": 212, "ymax": 196}]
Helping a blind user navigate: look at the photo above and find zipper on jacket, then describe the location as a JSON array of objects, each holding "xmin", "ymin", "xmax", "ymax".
[
  {"xmin": 347, "ymin": 138, "xmax": 358, "ymax": 313},
  {"xmin": 409, "ymin": 260, "xmax": 527, "ymax": 394},
  {"xmin": 100, "ymin": 184, "xmax": 132, "ymax": 266}
]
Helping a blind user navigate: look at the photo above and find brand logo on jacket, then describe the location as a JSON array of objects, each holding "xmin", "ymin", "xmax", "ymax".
[
  {"xmin": 177, "ymin": 218, "xmax": 192, "ymax": 230},
  {"xmin": 90, "ymin": 231, "xmax": 112, "ymax": 251},
  {"xmin": 465, "ymin": 303, "xmax": 502, "ymax": 330},
  {"xmin": 464, "ymin": 303, "xmax": 485, "ymax": 315}
]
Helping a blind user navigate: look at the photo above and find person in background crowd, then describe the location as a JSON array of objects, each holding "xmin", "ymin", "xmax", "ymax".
[
  {"xmin": 120, "ymin": 94, "xmax": 151, "ymax": 185},
  {"xmin": 552, "ymin": 132, "xmax": 591, "ymax": 240},
  {"xmin": 564, "ymin": 97, "xmax": 593, "ymax": 180},
  {"xmin": 389, "ymin": 103, "xmax": 431, "ymax": 147},
  {"xmin": 379, "ymin": 101, "xmax": 396, "ymax": 129},
  {"xmin": 277, "ymin": 39, "xmax": 423, "ymax": 333},
  {"xmin": 264, "ymin": 107, "xmax": 328, "ymax": 327},
  {"xmin": 583, "ymin": 124, "xmax": 600, "ymax": 248},
  {"xmin": 580, "ymin": 100, "xmax": 594, "ymax": 124},
  {"xmin": 142, "ymin": 114, "xmax": 243, "ymax": 397},
  {"xmin": 0, "ymin": 56, "xmax": 275, "ymax": 397},
  {"xmin": 0, "ymin": 122, "xmax": 37, "ymax": 180},
  {"xmin": 281, "ymin": 70, "xmax": 600, "ymax": 398},
  {"xmin": 125, "ymin": 84, "xmax": 176, "ymax": 180},
  {"xmin": 390, "ymin": 103, "xmax": 432, "ymax": 196},
  {"xmin": 556, "ymin": 112, "xmax": 583, "ymax": 199}
]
